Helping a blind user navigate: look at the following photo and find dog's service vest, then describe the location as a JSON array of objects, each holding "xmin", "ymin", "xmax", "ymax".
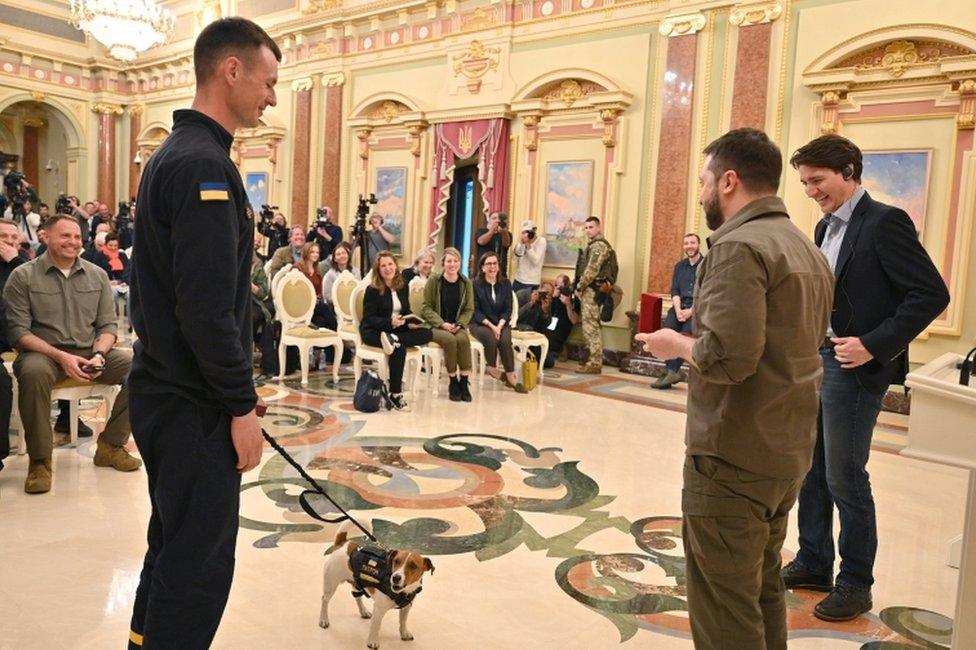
[{"xmin": 350, "ymin": 544, "xmax": 421, "ymax": 609}]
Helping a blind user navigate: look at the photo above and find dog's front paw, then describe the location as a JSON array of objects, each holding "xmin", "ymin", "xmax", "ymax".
[
  {"xmin": 367, "ymin": 643, "xmax": 379, "ymax": 650},
  {"xmin": 318, "ymin": 618, "xmax": 330, "ymax": 629},
  {"xmin": 400, "ymin": 631, "xmax": 414, "ymax": 641}
]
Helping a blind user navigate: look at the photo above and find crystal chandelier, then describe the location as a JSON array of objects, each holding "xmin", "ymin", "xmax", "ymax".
[{"xmin": 69, "ymin": 0, "xmax": 175, "ymax": 63}]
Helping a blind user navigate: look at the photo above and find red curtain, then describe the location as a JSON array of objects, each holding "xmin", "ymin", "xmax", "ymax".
[{"xmin": 427, "ymin": 118, "xmax": 510, "ymax": 247}]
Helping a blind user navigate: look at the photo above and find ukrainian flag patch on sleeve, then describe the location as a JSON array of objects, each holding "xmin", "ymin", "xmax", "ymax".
[{"xmin": 199, "ymin": 182, "xmax": 230, "ymax": 201}]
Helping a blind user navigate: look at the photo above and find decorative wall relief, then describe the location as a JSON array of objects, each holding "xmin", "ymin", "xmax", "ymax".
[
  {"xmin": 862, "ymin": 149, "xmax": 933, "ymax": 234},
  {"xmin": 375, "ymin": 167, "xmax": 407, "ymax": 255},
  {"xmin": 544, "ymin": 161, "xmax": 593, "ymax": 267},
  {"xmin": 452, "ymin": 40, "xmax": 501, "ymax": 94}
]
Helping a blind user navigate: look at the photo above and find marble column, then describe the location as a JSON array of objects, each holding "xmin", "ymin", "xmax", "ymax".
[
  {"xmin": 92, "ymin": 102, "xmax": 123, "ymax": 207},
  {"xmin": 728, "ymin": 2, "xmax": 782, "ymax": 130},
  {"xmin": 128, "ymin": 104, "xmax": 144, "ymax": 200},
  {"xmin": 648, "ymin": 14, "xmax": 705, "ymax": 294},
  {"xmin": 290, "ymin": 78, "xmax": 314, "ymax": 229},
  {"xmin": 21, "ymin": 118, "xmax": 42, "ymax": 190},
  {"xmin": 320, "ymin": 72, "xmax": 345, "ymax": 216}
]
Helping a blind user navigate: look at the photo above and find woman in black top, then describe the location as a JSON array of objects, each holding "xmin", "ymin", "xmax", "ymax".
[
  {"xmin": 420, "ymin": 247, "xmax": 475, "ymax": 402},
  {"xmin": 360, "ymin": 251, "xmax": 433, "ymax": 411},
  {"xmin": 470, "ymin": 252, "xmax": 526, "ymax": 393}
]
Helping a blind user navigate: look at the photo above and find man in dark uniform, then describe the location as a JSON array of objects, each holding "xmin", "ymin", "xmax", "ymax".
[
  {"xmin": 126, "ymin": 18, "xmax": 280, "ymax": 649},
  {"xmin": 651, "ymin": 233, "xmax": 703, "ymax": 389}
]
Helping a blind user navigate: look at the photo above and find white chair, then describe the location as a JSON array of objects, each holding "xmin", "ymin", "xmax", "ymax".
[
  {"xmin": 273, "ymin": 268, "xmax": 343, "ymax": 387},
  {"xmin": 407, "ymin": 279, "xmax": 444, "ymax": 396},
  {"xmin": 331, "ymin": 270, "xmax": 362, "ymax": 353},
  {"xmin": 350, "ymin": 282, "xmax": 422, "ymax": 397},
  {"xmin": 510, "ymin": 291, "xmax": 549, "ymax": 382},
  {"xmin": 270, "ymin": 263, "xmax": 293, "ymax": 298},
  {"xmin": 5, "ymin": 356, "xmax": 120, "ymax": 454}
]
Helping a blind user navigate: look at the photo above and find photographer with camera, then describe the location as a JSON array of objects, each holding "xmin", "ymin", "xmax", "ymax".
[
  {"xmin": 475, "ymin": 211, "xmax": 512, "ymax": 277},
  {"xmin": 115, "ymin": 200, "xmax": 135, "ymax": 250},
  {"xmin": 307, "ymin": 206, "xmax": 344, "ymax": 261},
  {"xmin": 61, "ymin": 195, "xmax": 92, "ymax": 243},
  {"xmin": 516, "ymin": 274, "xmax": 578, "ymax": 369},
  {"xmin": 3, "ymin": 194, "xmax": 42, "ymax": 248},
  {"xmin": 352, "ymin": 212, "xmax": 395, "ymax": 270},
  {"xmin": 512, "ymin": 219, "xmax": 547, "ymax": 292},
  {"xmin": 257, "ymin": 207, "xmax": 288, "ymax": 258}
]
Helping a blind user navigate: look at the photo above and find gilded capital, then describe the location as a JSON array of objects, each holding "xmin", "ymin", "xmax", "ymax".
[
  {"xmin": 659, "ymin": 12, "xmax": 707, "ymax": 37},
  {"xmin": 127, "ymin": 104, "xmax": 146, "ymax": 116},
  {"xmin": 91, "ymin": 102, "xmax": 124, "ymax": 115},
  {"xmin": 23, "ymin": 117, "xmax": 45, "ymax": 128},
  {"xmin": 730, "ymin": 1, "xmax": 782, "ymax": 27},
  {"xmin": 292, "ymin": 77, "xmax": 315, "ymax": 92},
  {"xmin": 321, "ymin": 71, "xmax": 346, "ymax": 87}
]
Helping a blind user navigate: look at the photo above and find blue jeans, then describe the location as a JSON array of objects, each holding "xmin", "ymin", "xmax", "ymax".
[{"xmin": 795, "ymin": 349, "xmax": 884, "ymax": 590}]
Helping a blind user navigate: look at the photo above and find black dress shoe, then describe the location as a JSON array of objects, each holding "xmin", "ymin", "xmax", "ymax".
[
  {"xmin": 54, "ymin": 418, "xmax": 94, "ymax": 438},
  {"xmin": 781, "ymin": 561, "xmax": 833, "ymax": 592},
  {"xmin": 814, "ymin": 585, "xmax": 872, "ymax": 622}
]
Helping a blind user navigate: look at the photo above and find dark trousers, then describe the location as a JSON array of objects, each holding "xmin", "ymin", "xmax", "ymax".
[
  {"xmin": 662, "ymin": 307, "xmax": 694, "ymax": 372},
  {"xmin": 682, "ymin": 455, "xmax": 800, "ymax": 650},
  {"xmin": 469, "ymin": 323, "xmax": 515, "ymax": 372},
  {"xmin": 0, "ymin": 363, "xmax": 11, "ymax": 461},
  {"xmin": 252, "ymin": 314, "xmax": 277, "ymax": 374},
  {"xmin": 512, "ymin": 280, "xmax": 537, "ymax": 293},
  {"xmin": 363, "ymin": 327, "xmax": 432, "ymax": 393},
  {"xmin": 795, "ymin": 349, "xmax": 884, "ymax": 590},
  {"xmin": 129, "ymin": 392, "xmax": 241, "ymax": 649}
]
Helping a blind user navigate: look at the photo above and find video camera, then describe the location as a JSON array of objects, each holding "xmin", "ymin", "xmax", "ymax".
[
  {"xmin": 2, "ymin": 170, "xmax": 29, "ymax": 218},
  {"xmin": 315, "ymin": 206, "xmax": 333, "ymax": 230},
  {"xmin": 351, "ymin": 193, "xmax": 378, "ymax": 239},
  {"xmin": 55, "ymin": 193, "xmax": 72, "ymax": 215}
]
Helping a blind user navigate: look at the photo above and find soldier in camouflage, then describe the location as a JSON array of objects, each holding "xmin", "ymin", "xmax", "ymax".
[{"xmin": 574, "ymin": 216, "xmax": 613, "ymax": 373}]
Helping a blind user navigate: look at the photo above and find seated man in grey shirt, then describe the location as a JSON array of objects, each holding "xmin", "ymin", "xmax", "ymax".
[{"xmin": 3, "ymin": 214, "xmax": 141, "ymax": 495}]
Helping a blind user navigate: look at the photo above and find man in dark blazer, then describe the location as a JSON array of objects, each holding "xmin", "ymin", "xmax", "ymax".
[{"xmin": 781, "ymin": 134, "xmax": 950, "ymax": 621}]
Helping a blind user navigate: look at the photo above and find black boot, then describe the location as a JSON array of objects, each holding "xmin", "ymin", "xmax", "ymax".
[
  {"xmin": 459, "ymin": 375, "xmax": 472, "ymax": 402},
  {"xmin": 448, "ymin": 376, "xmax": 462, "ymax": 402}
]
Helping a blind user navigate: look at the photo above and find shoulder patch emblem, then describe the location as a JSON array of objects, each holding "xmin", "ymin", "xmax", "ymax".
[{"xmin": 200, "ymin": 182, "xmax": 230, "ymax": 201}]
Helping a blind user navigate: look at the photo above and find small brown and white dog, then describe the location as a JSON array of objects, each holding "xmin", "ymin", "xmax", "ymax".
[{"xmin": 319, "ymin": 522, "xmax": 435, "ymax": 649}]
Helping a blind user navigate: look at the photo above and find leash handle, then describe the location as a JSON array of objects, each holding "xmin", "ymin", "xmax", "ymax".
[{"xmin": 261, "ymin": 428, "xmax": 378, "ymax": 543}]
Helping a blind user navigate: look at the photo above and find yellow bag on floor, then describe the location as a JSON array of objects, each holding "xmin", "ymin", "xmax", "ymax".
[{"xmin": 522, "ymin": 350, "xmax": 539, "ymax": 392}]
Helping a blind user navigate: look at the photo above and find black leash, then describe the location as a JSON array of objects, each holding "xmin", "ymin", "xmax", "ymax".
[{"xmin": 261, "ymin": 428, "xmax": 378, "ymax": 543}]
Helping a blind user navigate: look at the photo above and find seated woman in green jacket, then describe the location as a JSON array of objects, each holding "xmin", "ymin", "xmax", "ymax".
[{"xmin": 420, "ymin": 247, "xmax": 474, "ymax": 402}]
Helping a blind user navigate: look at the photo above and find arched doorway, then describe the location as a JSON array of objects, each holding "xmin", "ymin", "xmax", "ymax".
[{"xmin": 0, "ymin": 96, "xmax": 85, "ymax": 203}]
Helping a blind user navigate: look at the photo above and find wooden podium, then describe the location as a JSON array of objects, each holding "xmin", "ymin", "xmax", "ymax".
[{"xmin": 903, "ymin": 353, "xmax": 976, "ymax": 648}]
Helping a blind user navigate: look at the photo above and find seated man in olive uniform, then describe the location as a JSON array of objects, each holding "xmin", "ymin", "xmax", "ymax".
[{"xmin": 3, "ymin": 214, "xmax": 140, "ymax": 494}]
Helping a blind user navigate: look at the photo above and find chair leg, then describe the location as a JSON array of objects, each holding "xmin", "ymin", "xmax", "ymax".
[
  {"xmin": 299, "ymin": 343, "xmax": 310, "ymax": 387},
  {"xmin": 277, "ymin": 340, "xmax": 287, "ymax": 381},
  {"xmin": 69, "ymin": 399, "xmax": 79, "ymax": 448},
  {"xmin": 540, "ymin": 341, "xmax": 550, "ymax": 382},
  {"xmin": 431, "ymin": 353, "xmax": 441, "ymax": 397},
  {"xmin": 331, "ymin": 341, "xmax": 343, "ymax": 384},
  {"xmin": 354, "ymin": 355, "xmax": 362, "ymax": 380}
]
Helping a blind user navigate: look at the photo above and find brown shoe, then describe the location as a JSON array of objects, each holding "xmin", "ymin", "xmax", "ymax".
[
  {"xmin": 576, "ymin": 364, "xmax": 602, "ymax": 375},
  {"xmin": 94, "ymin": 441, "xmax": 143, "ymax": 472},
  {"xmin": 25, "ymin": 458, "xmax": 53, "ymax": 494}
]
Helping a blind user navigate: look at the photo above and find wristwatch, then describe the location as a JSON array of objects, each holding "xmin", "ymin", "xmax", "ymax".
[{"xmin": 92, "ymin": 351, "xmax": 106, "ymax": 364}]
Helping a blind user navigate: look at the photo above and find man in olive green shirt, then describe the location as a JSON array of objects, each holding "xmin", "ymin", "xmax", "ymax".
[
  {"xmin": 3, "ymin": 215, "xmax": 141, "ymax": 494},
  {"xmin": 637, "ymin": 129, "xmax": 833, "ymax": 649}
]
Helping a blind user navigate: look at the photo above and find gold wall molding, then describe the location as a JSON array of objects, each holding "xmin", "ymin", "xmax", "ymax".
[
  {"xmin": 127, "ymin": 104, "xmax": 146, "ymax": 116},
  {"xmin": 818, "ymin": 90, "xmax": 844, "ymax": 135},
  {"xmin": 292, "ymin": 77, "xmax": 315, "ymax": 92},
  {"xmin": 22, "ymin": 117, "xmax": 45, "ymax": 128},
  {"xmin": 659, "ymin": 12, "xmax": 707, "ymax": 38},
  {"xmin": 452, "ymin": 40, "xmax": 500, "ymax": 94},
  {"xmin": 730, "ymin": 1, "xmax": 782, "ymax": 27},
  {"xmin": 406, "ymin": 120, "xmax": 428, "ymax": 157},
  {"xmin": 357, "ymin": 127, "xmax": 373, "ymax": 159},
  {"xmin": 91, "ymin": 102, "xmax": 124, "ymax": 115},
  {"xmin": 522, "ymin": 113, "xmax": 541, "ymax": 151},
  {"xmin": 303, "ymin": 0, "xmax": 342, "ymax": 15},
  {"xmin": 958, "ymin": 79, "xmax": 976, "ymax": 129},
  {"xmin": 30, "ymin": 91, "xmax": 47, "ymax": 102},
  {"xmin": 322, "ymin": 71, "xmax": 346, "ymax": 87}
]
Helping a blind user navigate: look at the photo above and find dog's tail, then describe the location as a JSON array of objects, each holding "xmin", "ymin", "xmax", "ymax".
[{"xmin": 331, "ymin": 519, "xmax": 373, "ymax": 550}]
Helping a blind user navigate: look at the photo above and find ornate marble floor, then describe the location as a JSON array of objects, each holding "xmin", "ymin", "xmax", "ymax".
[{"xmin": 0, "ymin": 366, "xmax": 965, "ymax": 649}]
